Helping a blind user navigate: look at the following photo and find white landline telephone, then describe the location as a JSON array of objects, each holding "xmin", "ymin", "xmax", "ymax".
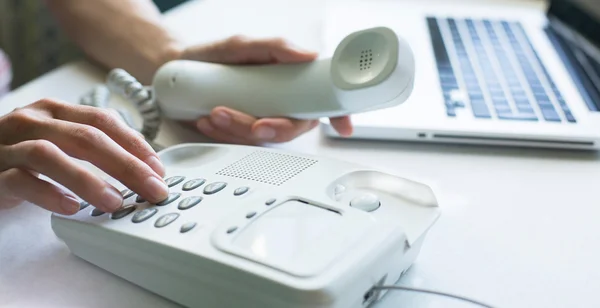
[
  {"xmin": 52, "ymin": 142, "xmax": 441, "ymax": 308},
  {"xmin": 58, "ymin": 27, "xmax": 496, "ymax": 308}
]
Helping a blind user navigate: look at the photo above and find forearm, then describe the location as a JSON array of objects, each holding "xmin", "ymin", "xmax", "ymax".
[{"xmin": 46, "ymin": 0, "xmax": 184, "ymax": 84}]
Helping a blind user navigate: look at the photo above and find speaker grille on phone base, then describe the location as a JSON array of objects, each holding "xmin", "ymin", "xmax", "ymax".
[{"xmin": 216, "ymin": 151, "xmax": 318, "ymax": 185}]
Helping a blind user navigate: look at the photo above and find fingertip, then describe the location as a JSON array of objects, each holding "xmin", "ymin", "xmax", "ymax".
[
  {"xmin": 59, "ymin": 194, "xmax": 81, "ymax": 215},
  {"xmin": 196, "ymin": 117, "xmax": 215, "ymax": 134},
  {"xmin": 330, "ymin": 117, "xmax": 353, "ymax": 137},
  {"xmin": 252, "ymin": 124, "xmax": 277, "ymax": 140}
]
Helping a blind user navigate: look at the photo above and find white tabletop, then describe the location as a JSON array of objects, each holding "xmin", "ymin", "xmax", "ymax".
[{"xmin": 1, "ymin": 0, "xmax": 600, "ymax": 307}]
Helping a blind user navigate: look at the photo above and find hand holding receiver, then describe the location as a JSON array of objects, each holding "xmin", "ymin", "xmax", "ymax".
[{"xmin": 152, "ymin": 27, "xmax": 415, "ymax": 120}]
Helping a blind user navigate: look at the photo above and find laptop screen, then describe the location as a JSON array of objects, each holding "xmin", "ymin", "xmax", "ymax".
[
  {"xmin": 548, "ymin": 0, "xmax": 600, "ymax": 49},
  {"xmin": 546, "ymin": 0, "xmax": 600, "ymax": 112}
]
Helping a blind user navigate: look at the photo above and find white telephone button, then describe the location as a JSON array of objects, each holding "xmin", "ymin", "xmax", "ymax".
[
  {"xmin": 132, "ymin": 208, "xmax": 158, "ymax": 223},
  {"xmin": 154, "ymin": 213, "xmax": 179, "ymax": 228},
  {"xmin": 180, "ymin": 222, "xmax": 197, "ymax": 233},
  {"xmin": 234, "ymin": 187, "xmax": 249, "ymax": 196},
  {"xmin": 182, "ymin": 178, "xmax": 206, "ymax": 191},
  {"xmin": 156, "ymin": 193, "xmax": 181, "ymax": 206},
  {"xmin": 204, "ymin": 182, "xmax": 227, "ymax": 195},
  {"xmin": 350, "ymin": 193, "xmax": 381, "ymax": 212},
  {"xmin": 177, "ymin": 196, "xmax": 203, "ymax": 210},
  {"xmin": 165, "ymin": 176, "xmax": 185, "ymax": 187},
  {"xmin": 121, "ymin": 189, "xmax": 135, "ymax": 199},
  {"xmin": 334, "ymin": 184, "xmax": 346, "ymax": 195},
  {"xmin": 111, "ymin": 204, "xmax": 136, "ymax": 220}
]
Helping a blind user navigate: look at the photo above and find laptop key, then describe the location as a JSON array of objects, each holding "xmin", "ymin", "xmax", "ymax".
[
  {"xmin": 540, "ymin": 108, "xmax": 561, "ymax": 122},
  {"xmin": 564, "ymin": 111, "xmax": 576, "ymax": 123},
  {"xmin": 497, "ymin": 113, "xmax": 538, "ymax": 121},
  {"xmin": 471, "ymin": 102, "xmax": 491, "ymax": 118}
]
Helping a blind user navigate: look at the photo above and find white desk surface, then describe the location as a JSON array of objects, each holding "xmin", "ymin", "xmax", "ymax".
[{"xmin": 1, "ymin": 0, "xmax": 600, "ymax": 307}]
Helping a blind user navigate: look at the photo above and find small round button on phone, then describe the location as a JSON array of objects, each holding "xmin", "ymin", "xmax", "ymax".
[
  {"xmin": 234, "ymin": 186, "xmax": 249, "ymax": 196},
  {"xmin": 164, "ymin": 176, "xmax": 186, "ymax": 187},
  {"xmin": 121, "ymin": 189, "xmax": 135, "ymax": 199},
  {"xmin": 111, "ymin": 204, "xmax": 136, "ymax": 220},
  {"xmin": 204, "ymin": 182, "xmax": 227, "ymax": 195},
  {"xmin": 132, "ymin": 208, "xmax": 158, "ymax": 223},
  {"xmin": 90, "ymin": 208, "xmax": 105, "ymax": 217},
  {"xmin": 182, "ymin": 178, "xmax": 206, "ymax": 191},
  {"xmin": 154, "ymin": 213, "xmax": 179, "ymax": 228},
  {"xmin": 180, "ymin": 222, "xmax": 197, "ymax": 233},
  {"xmin": 350, "ymin": 193, "xmax": 381, "ymax": 212},
  {"xmin": 79, "ymin": 201, "xmax": 90, "ymax": 211}
]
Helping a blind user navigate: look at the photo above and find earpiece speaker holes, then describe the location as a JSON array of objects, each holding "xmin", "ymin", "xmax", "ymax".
[{"xmin": 359, "ymin": 49, "xmax": 374, "ymax": 71}]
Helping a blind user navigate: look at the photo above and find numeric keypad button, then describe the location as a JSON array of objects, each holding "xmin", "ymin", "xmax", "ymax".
[
  {"xmin": 203, "ymin": 182, "xmax": 227, "ymax": 195},
  {"xmin": 182, "ymin": 178, "xmax": 206, "ymax": 191},
  {"xmin": 234, "ymin": 187, "xmax": 249, "ymax": 196},
  {"xmin": 132, "ymin": 208, "xmax": 158, "ymax": 223},
  {"xmin": 165, "ymin": 176, "xmax": 185, "ymax": 187},
  {"xmin": 121, "ymin": 189, "xmax": 135, "ymax": 199},
  {"xmin": 79, "ymin": 201, "xmax": 90, "ymax": 211},
  {"xmin": 155, "ymin": 213, "xmax": 179, "ymax": 228},
  {"xmin": 180, "ymin": 222, "xmax": 197, "ymax": 233},
  {"xmin": 178, "ymin": 196, "xmax": 203, "ymax": 210},
  {"xmin": 91, "ymin": 208, "xmax": 105, "ymax": 217},
  {"xmin": 111, "ymin": 205, "xmax": 136, "ymax": 220},
  {"xmin": 156, "ymin": 193, "xmax": 181, "ymax": 206}
]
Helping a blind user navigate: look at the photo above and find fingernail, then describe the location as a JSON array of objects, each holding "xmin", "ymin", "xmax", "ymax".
[
  {"xmin": 144, "ymin": 176, "xmax": 169, "ymax": 202},
  {"xmin": 145, "ymin": 156, "xmax": 165, "ymax": 177},
  {"xmin": 254, "ymin": 126, "xmax": 276, "ymax": 140},
  {"xmin": 197, "ymin": 118, "xmax": 214, "ymax": 133},
  {"xmin": 60, "ymin": 195, "xmax": 81, "ymax": 214},
  {"xmin": 212, "ymin": 111, "xmax": 231, "ymax": 127},
  {"xmin": 101, "ymin": 187, "xmax": 124, "ymax": 211}
]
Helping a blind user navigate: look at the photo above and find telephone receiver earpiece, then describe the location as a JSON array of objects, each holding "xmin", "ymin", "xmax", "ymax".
[{"xmin": 152, "ymin": 26, "xmax": 415, "ymax": 120}]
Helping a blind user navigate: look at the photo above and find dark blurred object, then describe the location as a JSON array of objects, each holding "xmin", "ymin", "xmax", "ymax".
[{"xmin": 154, "ymin": 0, "xmax": 190, "ymax": 12}]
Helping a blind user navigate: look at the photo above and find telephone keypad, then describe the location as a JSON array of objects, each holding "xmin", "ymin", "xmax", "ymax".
[
  {"xmin": 135, "ymin": 195, "xmax": 145, "ymax": 203},
  {"xmin": 155, "ymin": 213, "xmax": 179, "ymax": 228}
]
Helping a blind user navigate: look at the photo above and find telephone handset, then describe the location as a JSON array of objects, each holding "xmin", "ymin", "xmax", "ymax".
[{"xmin": 80, "ymin": 26, "xmax": 415, "ymax": 150}]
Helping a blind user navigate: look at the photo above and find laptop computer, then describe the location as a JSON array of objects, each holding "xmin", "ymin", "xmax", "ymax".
[{"xmin": 320, "ymin": 0, "xmax": 600, "ymax": 150}]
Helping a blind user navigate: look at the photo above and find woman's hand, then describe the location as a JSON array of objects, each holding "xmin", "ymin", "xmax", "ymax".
[
  {"xmin": 179, "ymin": 36, "xmax": 353, "ymax": 145},
  {"xmin": 0, "ymin": 99, "xmax": 169, "ymax": 215}
]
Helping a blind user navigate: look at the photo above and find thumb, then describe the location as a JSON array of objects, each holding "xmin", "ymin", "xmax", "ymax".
[{"xmin": 183, "ymin": 36, "xmax": 318, "ymax": 64}]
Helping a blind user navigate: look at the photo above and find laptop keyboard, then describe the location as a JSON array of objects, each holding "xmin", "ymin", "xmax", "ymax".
[{"xmin": 427, "ymin": 17, "xmax": 576, "ymax": 123}]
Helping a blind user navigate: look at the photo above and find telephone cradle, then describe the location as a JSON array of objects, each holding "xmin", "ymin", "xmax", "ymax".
[{"xmin": 51, "ymin": 143, "xmax": 441, "ymax": 308}]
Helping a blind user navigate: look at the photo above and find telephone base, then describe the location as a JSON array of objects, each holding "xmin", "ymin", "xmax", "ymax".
[{"xmin": 51, "ymin": 143, "xmax": 440, "ymax": 308}]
